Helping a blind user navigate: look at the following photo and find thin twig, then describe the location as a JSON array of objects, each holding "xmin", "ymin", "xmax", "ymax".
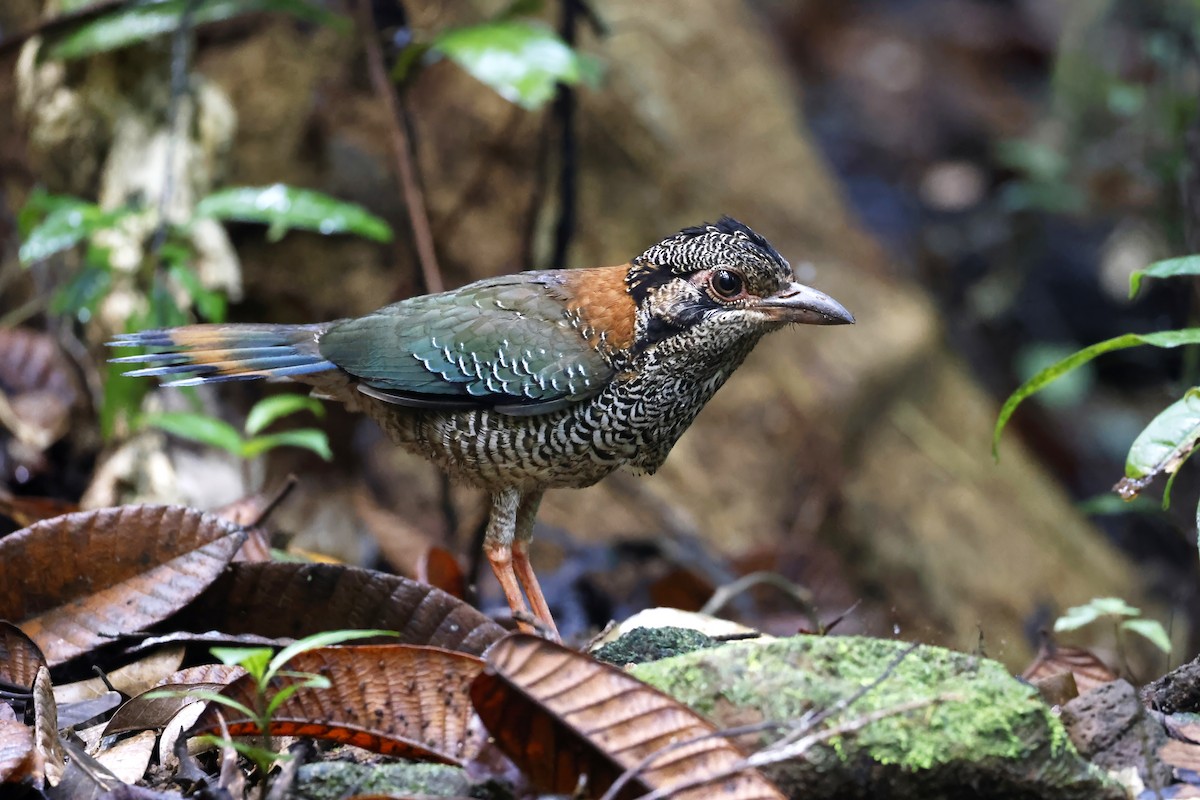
[
  {"xmin": 699, "ymin": 570, "xmax": 819, "ymax": 633},
  {"xmin": 775, "ymin": 641, "xmax": 921, "ymax": 746},
  {"xmin": 646, "ymin": 695, "xmax": 957, "ymax": 800},
  {"xmin": 0, "ymin": 296, "xmax": 45, "ymax": 328},
  {"xmin": 354, "ymin": 0, "xmax": 443, "ymax": 295},
  {"xmin": 549, "ymin": 0, "xmax": 580, "ymax": 268},
  {"xmin": 248, "ymin": 474, "xmax": 299, "ymax": 529},
  {"xmin": 147, "ymin": 0, "xmax": 201, "ymax": 261},
  {"xmin": 750, "ymin": 695, "xmax": 960, "ymax": 769}
]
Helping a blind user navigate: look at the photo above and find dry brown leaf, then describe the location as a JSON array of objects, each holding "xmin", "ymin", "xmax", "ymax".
[
  {"xmin": 0, "ymin": 621, "xmax": 46, "ymax": 690},
  {"xmin": 104, "ymin": 682, "xmax": 230, "ymax": 737},
  {"xmin": 155, "ymin": 663, "xmax": 247, "ymax": 688},
  {"xmin": 0, "ymin": 493, "xmax": 80, "ymax": 529},
  {"xmin": 98, "ymin": 662, "xmax": 249, "ymax": 738},
  {"xmin": 94, "ymin": 729, "xmax": 156, "ymax": 784},
  {"xmin": 0, "ymin": 328, "xmax": 79, "ymax": 451},
  {"xmin": 417, "ymin": 546, "xmax": 466, "ymax": 600},
  {"xmin": 32, "ymin": 666, "xmax": 63, "ymax": 787},
  {"xmin": 0, "ymin": 708, "xmax": 39, "ymax": 786},
  {"xmin": 171, "ymin": 562, "xmax": 505, "ymax": 656},
  {"xmin": 1021, "ymin": 643, "xmax": 1117, "ymax": 697},
  {"xmin": 0, "ymin": 506, "xmax": 246, "ymax": 665},
  {"xmin": 353, "ymin": 485, "xmax": 438, "ymax": 577},
  {"xmin": 471, "ymin": 634, "xmax": 785, "ymax": 800},
  {"xmin": 189, "ymin": 644, "xmax": 484, "ymax": 763},
  {"xmin": 54, "ymin": 647, "xmax": 185, "ymax": 705},
  {"xmin": 1161, "ymin": 738, "xmax": 1200, "ymax": 775}
]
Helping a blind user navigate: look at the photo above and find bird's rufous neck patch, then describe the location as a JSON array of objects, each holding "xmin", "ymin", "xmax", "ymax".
[{"xmin": 560, "ymin": 264, "xmax": 637, "ymax": 355}]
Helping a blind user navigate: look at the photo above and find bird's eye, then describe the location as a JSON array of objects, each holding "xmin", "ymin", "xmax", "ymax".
[{"xmin": 709, "ymin": 269, "xmax": 744, "ymax": 300}]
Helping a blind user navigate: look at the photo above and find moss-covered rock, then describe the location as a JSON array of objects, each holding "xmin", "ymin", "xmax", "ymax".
[
  {"xmin": 293, "ymin": 761, "xmax": 478, "ymax": 800},
  {"xmin": 630, "ymin": 635, "xmax": 1123, "ymax": 800},
  {"xmin": 592, "ymin": 625, "xmax": 721, "ymax": 665}
]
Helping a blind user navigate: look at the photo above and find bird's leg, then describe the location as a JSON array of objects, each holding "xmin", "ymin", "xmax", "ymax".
[
  {"xmin": 483, "ymin": 488, "xmax": 538, "ymax": 634},
  {"xmin": 512, "ymin": 489, "xmax": 559, "ymax": 641}
]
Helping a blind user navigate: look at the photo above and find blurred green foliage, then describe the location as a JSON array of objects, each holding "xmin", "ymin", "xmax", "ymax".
[
  {"xmin": 1055, "ymin": 596, "xmax": 1171, "ymax": 654},
  {"xmin": 143, "ymin": 394, "xmax": 331, "ymax": 461}
]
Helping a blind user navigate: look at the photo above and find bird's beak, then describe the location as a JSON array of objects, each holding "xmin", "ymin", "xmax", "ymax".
[{"xmin": 759, "ymin": 281, "xmax": 855, "ymax": 325}]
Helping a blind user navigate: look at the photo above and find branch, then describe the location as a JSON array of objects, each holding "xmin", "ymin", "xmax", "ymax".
[{"xmin": 354, "ymin": 0, "xmax": 443, "ymax": 295}]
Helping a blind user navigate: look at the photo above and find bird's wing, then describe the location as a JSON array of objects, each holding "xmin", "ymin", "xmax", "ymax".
[{"xmin": 317, "ymin": 273, "xmax": 616, "ymax": 415}]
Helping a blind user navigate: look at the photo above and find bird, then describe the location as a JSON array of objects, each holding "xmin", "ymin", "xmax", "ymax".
[{"xmin": 111, "ymin": 217, "xmax": 853, "ymax": 639}]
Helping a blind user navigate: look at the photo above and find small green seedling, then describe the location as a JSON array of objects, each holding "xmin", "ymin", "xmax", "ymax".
[
  {"xmin": 150, "ymin": 628, "xmax": 395, "ymax": 793},
  {"xmin": 1055, "ymin": 597, "xmax": 1170, "ymax": 676},
  {"xmin": 143, "ymin": 394, "xmax": 332, "ymax": 461}
]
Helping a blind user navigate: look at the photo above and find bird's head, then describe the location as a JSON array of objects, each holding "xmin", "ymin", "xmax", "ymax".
[{"xmin": 625, "ymin": 217, "xmax": 853, "ymax": 355}]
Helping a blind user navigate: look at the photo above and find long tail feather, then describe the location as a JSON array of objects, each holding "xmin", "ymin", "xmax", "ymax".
[{"xmin": 110, "ymin": 323, "xmax": 336, "ymax": 387}]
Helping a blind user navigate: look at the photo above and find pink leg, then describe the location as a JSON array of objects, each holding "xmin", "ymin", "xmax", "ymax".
[{"xmin": 512, "ymin": 490, "xmax": 559, "ymax": 641}]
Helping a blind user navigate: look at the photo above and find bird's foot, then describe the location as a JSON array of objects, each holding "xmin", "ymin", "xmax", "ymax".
[{"xmin": 512, "ymin": 609, "xmax": 561, "ymax": 643}]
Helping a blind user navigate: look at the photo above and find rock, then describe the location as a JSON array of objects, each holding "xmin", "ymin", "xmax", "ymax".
[
  {"xmin": 1143, "ymin": 654, "xmax": 1200, "ymax": 714},
  {"xmin": 293, "ymin": 760, "xmax": 472, "ymax": 800},
  {"xmin": 630, "ymin": 635, "xmax": 1122, "ymax": 800},
  {"xmin": 1060, "ymin": 679, "xmax": 1171, "ymax": 790}
]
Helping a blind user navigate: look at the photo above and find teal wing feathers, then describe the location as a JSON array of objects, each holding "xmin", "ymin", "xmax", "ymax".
[{"xmin": 318, "ymin": 273, "xmax": 614, "ymax": 415}]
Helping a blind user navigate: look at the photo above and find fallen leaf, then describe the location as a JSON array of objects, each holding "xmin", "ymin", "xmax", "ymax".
[
  {"xmin": 170, "ymin": 562, "xmax": 505, "ymax": 656},
  {"xmin": 0, "ymin": 328, "xmax": 79, "ymax": 451},
  {"xmin": 471, "ymin": 634, "xmax": 785, "ymax": 800},
  {"xmin": 0, "ymin": 621, "xmax": 46, "ymax": 690},
  {"xmin": 0, "ymin": 506, "xmax": 246, "ymax": 665},
  {"xmin": 190, "ymin": 644, "xmax": 485, "ymax": 763},
  {"xmin": 1021, "ymin": 642, "xmax": 1116, "ymax": 697}
]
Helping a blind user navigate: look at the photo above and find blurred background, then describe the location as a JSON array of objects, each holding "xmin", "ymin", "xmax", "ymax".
[{"xmin": 0, "ymin": 0, "xmax": 1197, "ymax": 670}]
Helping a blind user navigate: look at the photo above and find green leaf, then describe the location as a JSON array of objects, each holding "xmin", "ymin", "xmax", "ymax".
[
  {"xmin": 19, "ymin": 199, "xmax": 118, "ymax": 264},
  {"xmin": 1124, "ymin": 388, "xmax": 1200, "ymax": 480},
  {"xmin": 211, "ymin": 646, "xmax": 273, "ymax": 679},
  {"xmin": 142, "ymin": 411, "xmax": 245, "ymax": 457},
  {"xmin": 433, "ymin": 20, "xmax": 600, "ymax": 111},
  {"xmin": 195, "ymin": 185, "xmax": 393, "ymax": 243},
  {"xmin": 994, "ymin": 139, "xmax": 1069, "ymax": 181},
  {"xmin": 1013, "ymin": 342, "xmax": 1094, "ymax": 408},
  {"xmin": 1122, "ymin": 618, "xmax": 1171, "ymax": 654},
  {"xmin": 174, "ymin": 690, "xmax": 259, "ymax": 722},
  {"xmin": 101, "ymin": 358, "xmax": 148, "ymax": 441},
  {"xmin": 50, "ymin": 264, "xmax": 112, "ymax": 319},
  {"xmin": 1054, "ymin": 604, "xmax": 1102, "ymax": 632},
  {"xmin": 1084, "ymin": 597, "xmax": 1142, "ymax": 617},
  {"xmin": 265, "ymin": 629, "xmax": 396, "ymax": 681},
  {"xmin": 147, "ymin": 272, "xmax": 191, "ymax": 328},
  {"xmin": 1129, "ymin": 255, "xmax": 1200, "ymax": 299},
  {"xmin": 45, "ymin": 0, "xmax": 347, "ymax": 61},
  {"xmin": 1055, "ymin": 597, "xmax": 1141, "ymax": 633},
  {"xmin": 197, "ymin": 736, "xmax": 293, "ymax": 767},
  {"xmin": 244, "ymin": 395, "xmax": 325, "ymax": 436},
  {"xmin": 264, "ymin": 673, "xmax": 330, "ymax": 719},
  {"xmin": 166, "ymin": 261, "xmax": 227, "ymax": 323},
  {"xmin": 241, "ymin": 429, "xmax": 333, "ymax": 461},
  {"xmin": 993, "ymin": 329, "xmax": 1200, "ymax": 458}
]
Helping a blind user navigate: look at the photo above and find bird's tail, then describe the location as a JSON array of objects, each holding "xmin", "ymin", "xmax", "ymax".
[{"xmin": 110, "ymin": 323, "xmax": 337, "ymax": 387}]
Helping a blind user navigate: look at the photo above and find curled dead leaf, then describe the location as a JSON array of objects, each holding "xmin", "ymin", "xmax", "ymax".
[
  {"xmin": 171, "ymin": 562, "xmax": 505, "ymax": 656},
  {"xmin": 0, "ymin": 621, "xmax": 46, "ymax": 691},
  {"xmin": 0, "ymin": 505, "xmax": 246, "ymax": 665},
  {"xmin": 471, "ymin": 634, "xmax": 785, "ymax": 800}
]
